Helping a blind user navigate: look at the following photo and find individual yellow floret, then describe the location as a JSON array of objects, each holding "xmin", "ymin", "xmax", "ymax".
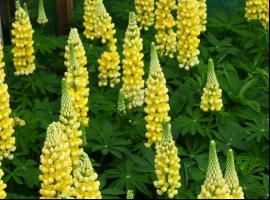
[
  {"xmin": 83, "ymin": 0, "xmax": 99, "ymax": 40},
  {"xmin": 144, "ymin": 43, "xmax": 170, "ymax": 148},
  {"xmin": 225, "ymin": 149, "xmax": 245, "ymax": 199},
  {"xmin": 0, "ymin": 42, "xmax": 16, "ymax": 161},
  {"xmin": 39, "ymin": 122, "xmax": 73, "ymax": 199},
  {"xmin": 95, "ymin": 0, "xmax": 120, "ymax": 88},
  {"xmin": 198, "ymin": 0, "xmax": 207, "ymax": 32},
  {"xmin": 13, "ymin": 117, "xmax": 26, "ymax": 127},
  {"xmin": 59, "ymin": 78, "xmax": 83, "ymax": 168},
  {"xmin": 245, "ymin": 0, "xmax": 269, "ymax": 29},
  {"xmin": 200, "ymin": 59, "xmax": 223, "ymax": 112},
  {"xmin": 0, "ymin": 168, "xmax": 7, "ymax": 199},
  {"xmin": 37, "ymin": 0, "xmax": 48, "ymax": 24},
  {"xmin": 176, "ymin": 0, "xmax": 201, "ymax": 70},
  {"xmin": 154, "ymin": 121, "xmax": 181, "ymax": 199},
  {"xmin": 198, "ymin": 140, "xmax": 230, "ymax": 199},
  {"xmin": 135, "ymin": 0, "xmax": 155, "ymax": 31},
  {"xmin": 11, "ymin": 5, "xmax": 35, "ymax": 76},
  {"xmin": 73, "ymin": 152, "xmax": 102, "ymax": 199},
  {"xmin": 64, "ymin": 29, "xmax": 89, "ymax": 126},
  {"xmin": 126, "ymin": 190, "xmax": 134, "ymax": 199},
  {"xmin": 122, "ymin": 12, "xmax": 145, "ymax": 109},
  {"xmin": 155, "ymin": 0, "xmax": 177, "ymax": 58}
]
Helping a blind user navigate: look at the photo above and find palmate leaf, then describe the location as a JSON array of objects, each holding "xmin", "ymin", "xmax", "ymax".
[
  {"xmin": 104, "ymin": 160, "xmax": 151, "ymax": 197},
  {"xmin": 173, "ymin": 108, "xmax": 212, "ymax": 137}
]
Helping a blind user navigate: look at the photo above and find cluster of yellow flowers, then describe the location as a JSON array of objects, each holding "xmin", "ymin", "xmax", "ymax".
[
  {"xmin": 0, "ymin": 42, "xmax": 16, "ymax": 161},
  {"xmin": 126, "ymin": 190, "xmax": 134, "ymax": 199},
  {"xmin": 245, "ymin": 0, "xmax": 269, "ymax": 29},
  {"xmin": 200, "ymin": 59, "xmax": 223, "ymax": 112},
  {"xmin": 95, "ymin": 0, "xmax": 120, "ymax": 88},
  {"xmin": 198, "ymin": 141, "xmax": 244, "ymax": 199},
  {"xmin": 11, "ymin": 4, "xmax": 35, "ymax": 76},
  {"xmin": 0, "ymin": 168, "xmax": 6, "ymax": 199},
  {"xmin": 73, "ymin": 152, "xmax": 102, "ymax": 199},
  {"xmin": 144, "ymin": 43, "xmax": 170, "ymax": 148},
  {"xmin": 198, "ymin": 141, "xmax": 230, "ymax": 199},
  {"xmin": 135, "ymin": 0, "xmax": 155, "ymax": 31},
  {"xmin": 176, "ymin": 0, "xmax": 201, "ymax": 70},
  {"xmin": 154, "ymin": 121, "xmax": 181, "ymax": 199},
  {"xmin": 83, "ymin": 0, "xmax": 99, "ymax": 40},
  {"xmin": 59, "ymin": 79, "xmax": 83, "ymax": 167},
  {"xmin": 64, "ymin": 28, "xmax": 90, "ymax": 126},
  {"xmin": 225, "ymin": 150, "xmax": 245, "ymax": 199},
  {"xmin": 155, "ymin": 0, "xmax": 177, "ymax": 58},
  {"xmin": 37, "ymin": 0, "xmax": 48, "ymax": 25},
  {"xmin": 122, "ymin": 12, "xmax": 145, "ymax": 109},
  {"xmin": 198, "ymin": 0, "xmax": 207, "ymax": 32},
  {"xmin": 39, "ymin": 122, "xmax": 74, "ymax": 198}
]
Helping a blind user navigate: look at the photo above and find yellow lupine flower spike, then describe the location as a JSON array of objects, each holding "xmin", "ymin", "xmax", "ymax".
[
  {"xmin": 154, "ymin": 121, "xmax": 181, "ymax": 199},
  {"xmin": 225, "ymin": 149, "xmax": 245, "ymax": 199},
  {"xmin": 0, "ymin": 41, "xmax": 16, "ymax": 161},
  {"xmin": 126, "ymin": 190, "xmax": 134, "ymax": 199},
  {"xmin": 83, "ymin": 0, "xmax": 99, "ymax": 40},
  {"xmin": 64, "ymin": 29, "xmax": 89, "ymax": 126},
  {"xmin": 245, "ymin": 0, "xmax": 269, "ymax": 29},
  {"xmin": 37, "ymin": 0, "xmax": 48, "ymax": 24},
  {"xmin": 60, "ymin": 78, "xmax": 83, "ymax": 168},
  {"xmin": 198, "ymin": 0, "xmax": 207, "ymax": 33},
  {"xmin": 198, "ymin": 140, "xmax": 230, "ymax": 199},
  {"xmin": 0, "ymin": 168, "xmax": 7, "ymax": 199},
  {"xmin": 144, "ymin": 43, "xmax": 170, "ymax": 148},
  {"xmin": 117, "ymin": 88, "xmax": 126, "ymax": 116},
  {"xmin": 135, "ymin": 0, "xmax": 155, "ymax": 31},
  {"xmin": 122, "ymin": 12, "xmax": 145, "ymax": 109},
  {"xmin": 73, "ymin": 152, "xmax": 102, "ymax": 199},
  {"xmin": 11, "ymin": 4, "xmax": 35, "ymax": 76},
  {"xmin": 176, "ymin": 0, "xmax": 201, "ymax": 70},
  {"xmin": 39, "ymin": 122, "xmax": 73, "ymax": 199},
  {"xmin": 200, "ymin": 59, "xmax": 223, "ymax": 112},
  {"xmin": 155, "ymin": 0, "xmax": 177, "ymax": 58},
  {"xmin": 95, "ymin": 0, "xmax": 120, "ymax": 88}
]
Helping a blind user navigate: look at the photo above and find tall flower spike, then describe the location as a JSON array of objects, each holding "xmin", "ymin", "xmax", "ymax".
[
  {"xmin": 0, "ymin": 168, "xmax": 7, "ymax": 199},
  {"xmin": 73, "ymin": 152, "xmax": 102, "ymax": 199},
  {"xmin": 155, "ymin": 0, "xmax": 177, "ymax": 58},
  {"xmin": 122, "ymin": 12, "xmax": 145, "ymax": 109},
  {"xmin": 83, "ymin": 0, "xmax": 98, "ymax": 40},
  {"xmin": 60, "ymin": 78, "xmax": 83, "ymax": 168},
  {"xmin": 117, "ymin": 89, "xmax": 126, "ymax": 116},
  {"xmin": 95, "ymin": 0, "xmax": 120, "ymax": 88},
  {"xmin": 64, "ymin": 29, "xmax": 89, "ymax": 126},
  {"xmin": 225, "ymin": 149, "xmax": 245, "ymax": 199},
  {"xmin": 39, "ymin": 122, "xmax": 73, "ymax": 199},
  {"xmin": 135, "ymin": 0, "xmax": 155, "ymax": 31},
  {"xmin": 154, "ymin": 121, "xmax": 181, "ymax": 199},
  {"xmin": 37, "ymin": 0, "xmax": 48, "ymax": 24},
  {"xmin": 11, "ymin": 4, "xmax": 35, "ymax": 75},
  {"xmin": 200, "ymin": 59, "xmax": 223, "ymax": 112},
  {"xmin": 0, "ymin": 41, "xmax": 16, "ymax": 161},
  {"xmin": 198, "ymin": 0, "xmax": 207, "ymax": 33},
  {"xmin": 144, "ymin": 43, "xmax": 170, "ymax": 148},
  {"xmin": 198, "ymin": 140, "xmax": 230, "ymax": 199},
  {"xmin": 245, "ymin": 0, "xmax": 269, "ymax": 29},
  {"xmin": 176, "ymin": 0, "xmax": 201, "ymax": 70}
]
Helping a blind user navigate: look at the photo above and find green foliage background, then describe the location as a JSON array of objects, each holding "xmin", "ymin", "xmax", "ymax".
[{"xmin": 1, "ymin": 0, "xmax": 269, "ymax": 199}]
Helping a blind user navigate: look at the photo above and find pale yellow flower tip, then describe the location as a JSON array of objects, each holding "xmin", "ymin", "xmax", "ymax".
[{"xmin": 225, "ymin": 149, "xmax": 245, "ymax": 199}]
